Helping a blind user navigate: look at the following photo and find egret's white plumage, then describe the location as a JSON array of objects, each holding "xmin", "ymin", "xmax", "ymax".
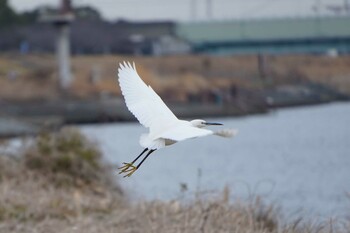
[{"xmin": 117, "ymin": 61, "xmax": 238, "ymax": 177}]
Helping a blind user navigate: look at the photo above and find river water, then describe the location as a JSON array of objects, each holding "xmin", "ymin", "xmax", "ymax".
[{"xmin": 81, "ymin": 102, "xmax": 350, "ymax": 219}]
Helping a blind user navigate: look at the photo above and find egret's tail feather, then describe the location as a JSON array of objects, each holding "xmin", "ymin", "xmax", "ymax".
[
  {"xmin": 214, "ymin": 129, "xmax": 238, "ymax": 138},
  {"xmin": 139, "ymin": 134, "xmax": 165, "ymax": 150}
]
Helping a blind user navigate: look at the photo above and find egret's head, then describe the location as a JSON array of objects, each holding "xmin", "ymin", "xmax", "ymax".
[{"xmin": 190, "ymin": 119, "xmax": 223, "ymax": 128}]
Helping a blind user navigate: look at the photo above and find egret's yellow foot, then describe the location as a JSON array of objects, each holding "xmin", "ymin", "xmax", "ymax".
[
  {"xmin": 118, "ymin": 162, "xmax": 138, "ymax": 177},
  {"xmin": 123, "ymin": 167, "xmax": 138, "ymax": 177},
  {"xmin": 118, "ymin": 162, "xmax": 135, "ymax": 173}
]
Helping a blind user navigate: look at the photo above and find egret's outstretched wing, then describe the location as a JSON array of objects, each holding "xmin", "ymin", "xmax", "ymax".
[
  {"xmin": 159, "ymin": 125, "xmax": 213, "ymax": 142},
  {"xmin": 118, "ymin": 62, "xmax": 179, "ymax": 133}
]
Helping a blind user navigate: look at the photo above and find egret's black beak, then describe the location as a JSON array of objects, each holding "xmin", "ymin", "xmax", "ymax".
[{"xmin": 204, "ymin": 122, "xmax": 223, "ymax": 126}]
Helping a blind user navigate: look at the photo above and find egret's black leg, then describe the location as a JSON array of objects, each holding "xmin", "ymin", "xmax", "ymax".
[
  {"xmin": 131, "ymin": 148, "xmax": 148, "ymax": 164},
  {"xmin": 119, "ymin": 149, "xmax": 156, "ymax": 177},
  {"xmin": 136, "ymin": 149, "xmax": 156, "ymax": 169}
]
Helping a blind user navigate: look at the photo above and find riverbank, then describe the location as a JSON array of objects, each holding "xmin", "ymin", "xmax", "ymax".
[
  {"xmin": 0, "ymin": 84, "xmax": 347, "ymax": 137},
  {"xmin": 1, "ymin": 98, "xmax": 347, "ymax": 138}
]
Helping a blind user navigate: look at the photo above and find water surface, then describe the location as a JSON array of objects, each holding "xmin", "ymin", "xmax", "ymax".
[{"xmin": 81, "ymin": 102, "xmax": 350, "ymax": 219}]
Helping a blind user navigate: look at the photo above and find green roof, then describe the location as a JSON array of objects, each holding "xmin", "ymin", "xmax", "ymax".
[{"xmin": 176, "ymin": 16, "xmax": 350, "ymax": 43}]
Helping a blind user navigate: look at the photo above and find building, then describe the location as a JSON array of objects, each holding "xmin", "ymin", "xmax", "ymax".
[
  {"xmin": 176, "ymin": 16, "xmax": 350, "ymax": 54},
  {"xmin": 0, "ymin": 19, "xmax": 189, "ymax": 55}
]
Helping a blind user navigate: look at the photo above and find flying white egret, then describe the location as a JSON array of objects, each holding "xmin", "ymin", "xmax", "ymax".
[{"xmin": 117, "ymin": 62, "xmax": 238, "ymax": 177}]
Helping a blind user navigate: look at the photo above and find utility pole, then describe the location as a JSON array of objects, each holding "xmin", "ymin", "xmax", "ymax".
[
  {"xmin": 56, "ymin": 0, "xmax": 74, "ymax": 90},
  {"xmin": 41, "ymin": 0, "xmax": 74, "ymax": 91}
]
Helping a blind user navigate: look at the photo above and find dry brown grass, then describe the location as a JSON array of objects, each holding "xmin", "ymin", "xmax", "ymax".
[
  {"xmin": 0, "ymin": 128, "xmax": 124, "ymax": 220},
  {"xmin": 1, "ymin": 53, "xmax": 350, "ymax": 101},
  {"xmin": 0, "ymin": 128, "xmax": 349, "ymax": 233},
  {"xmin": 22, "ymin": 128, "xmax": 117, "ymax": 188}
]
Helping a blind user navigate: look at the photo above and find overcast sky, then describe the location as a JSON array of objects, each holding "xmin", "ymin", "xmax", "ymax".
[{"xmin": 9, "ymin": 0, "xmax": 349, "ymax": 22}]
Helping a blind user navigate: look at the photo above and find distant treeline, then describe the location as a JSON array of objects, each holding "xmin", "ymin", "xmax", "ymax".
[
  {"xmin": 0, "ymin": 0, "xmax": 102, "ymax": 28},
  {"xmin": 0, "ymin": 0, "xmax": 33, "ymax": 27}
]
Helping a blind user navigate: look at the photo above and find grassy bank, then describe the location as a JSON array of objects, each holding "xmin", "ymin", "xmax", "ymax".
[
  {"xmin": 1, "ymin": 53, "xmax": 350, "ymax": 101},
  {"xmin": 0, "ymin": 128, "xmax": 348, "ymax": 232}
]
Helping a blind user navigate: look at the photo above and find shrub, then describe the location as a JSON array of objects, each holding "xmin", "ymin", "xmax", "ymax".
[{"xmin": 23, "ymin": 127, "xmax": 118, "ymax": 190}]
